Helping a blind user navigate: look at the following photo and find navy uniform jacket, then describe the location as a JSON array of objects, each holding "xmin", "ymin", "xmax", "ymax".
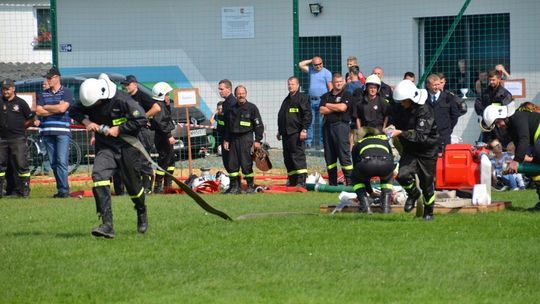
[
  {"xmin": 427, "ymin": 91, "xmax": 460, "ymax": 139},
  {"xmin": 277, "ymin": 91, "xmax": 311, "ymax": 136},
  {"xmin": 224, "ymin": 101, "xmax": 264, "ymax": 142},
  {"xmin": 0, "ymin": 95, "xmax": 32, "ymax": 140}
]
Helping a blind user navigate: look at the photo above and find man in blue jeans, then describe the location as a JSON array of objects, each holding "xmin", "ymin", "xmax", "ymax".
[
  {"xmin": 299, "ymin": 56, "xmax": 333, "ymax": 148},
  {"xmin": 36, "ymin": 67, "xmax": 73, "ymax": 198}
]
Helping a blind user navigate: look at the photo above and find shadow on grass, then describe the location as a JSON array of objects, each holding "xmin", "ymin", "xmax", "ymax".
[
  {"xmin": 506, "ymin": 205, "xmax": 538, "ymax": 212},
  {"xmin": 325, "ymin": 214, "xmax": 411, "ymax": 222},
  {"xmin": 4, "ymin": 231, "xmax": 88, "ymax": 238}
]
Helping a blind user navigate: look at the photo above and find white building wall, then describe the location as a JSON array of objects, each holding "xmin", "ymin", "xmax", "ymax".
[
  {"xmin": 0, "ymin": 2, "xmax": 51, "ymax": 63},
  {"xmin": 56, "ymin": 0, "xmax": 540, "ymax": 146}
]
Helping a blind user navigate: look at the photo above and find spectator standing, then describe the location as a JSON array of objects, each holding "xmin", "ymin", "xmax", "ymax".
[
  {"xmin": 299, "ymin": 56, "xmax": 333, "ymax": 148},
  {"xmin": 403, "ymin": 71, "xmax": 416, "ymax": 83},
  {"xmin": 319, "ymin": 73, "xmax": 354, "ymax": 186},
  {"xmin": 425, "ymin": 74, "xmax": 460, "ymax": 152},
  {"xmin": 217, "ymin": 79, "xmax": 236, "ymax": 175},
  {"xmin": 372, "ymin": 66, "xmax": 394, "ymax": 104},
  {"xmin": 476, "ymin": 70, "xmax": 513, "ymax": 143},
  {"xmin": 387, "ymin": 80, "xmax": 439, "ymax": 220},
  {"xmin": 0, "ymin": 79, "xmax": 34, "ymax": 198},
  {"xmin": 223, "ymin": 85, "xmax": 264, "ymax": 194},
  {"xmin": 277, "ymin": 76, "xmax": 311, "ymax": 187},
  {"xmin": 36, "ymin": 67, "xmax": 73, "ymax": 198},
  {"xmin": 72, "ymin": 74, "xmax": 149, "ymax": 238},
  {"xmin": 495, "ymin": 64, "xmax": 511, "ymax": 80},
  {"xmin": 121, "ymin": 75, "xmax": 161, "ymax": 194},
  {"xmin": 210, "ymin": 101, "xmax": 225, "ymax": 154},
  {"xmin": 475, "ymin": 71, "xmax": 488, "ymax": 96},
  {"xmin": 150, "ymin": 82, "xmax": 176, "ymax": 194},
  {"xmin": 345, "ymin": 65, "xmax": 363, "ymax": 94},
  {"xmin": 345, "ymin": 56, "xmax": 366, "ymax": 85}
]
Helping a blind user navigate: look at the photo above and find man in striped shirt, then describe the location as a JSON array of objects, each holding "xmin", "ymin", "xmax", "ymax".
[{"xmin": 36, "ymin": 67, "xmax": 73, "ymax": 198}]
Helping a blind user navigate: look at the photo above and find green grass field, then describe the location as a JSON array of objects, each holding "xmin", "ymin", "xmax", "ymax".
[{"xmin": 1, "ymin": 186, "xmax": 540, "ymax": 303}]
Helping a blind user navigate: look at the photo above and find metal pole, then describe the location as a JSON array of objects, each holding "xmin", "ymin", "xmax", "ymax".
[
  {"xmin": 50, "ymin": 0, "xmax": 58, "ymax": 67},
  {"xmin": 292, "ymin": 0, "xmax": 300, "ymax": 79}
]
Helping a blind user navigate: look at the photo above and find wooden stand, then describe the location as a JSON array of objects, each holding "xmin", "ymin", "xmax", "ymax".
[{"xmin": 320, "ymin": 201, "xmax": 511, "ymax": 214}]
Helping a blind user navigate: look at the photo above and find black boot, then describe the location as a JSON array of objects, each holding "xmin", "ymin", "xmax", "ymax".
[
  {"xmin": 225, "ymin": 176, "xmax": 241, "ymax": 194},
  {"xmin": 142, "ymin": 175, "xmax": 152, "ymax": 195},
  {"xmin": 153, "ymin": 175, "xmax": 163, "ymax": 194},
  {"xmin": 135, "ymin": 206, "xmax": 148, "ymax": 234},
  {"xmin": 164, "ymin": 175, "xmax": 173, "ymax": 191},
  {"xmin": 286, "ymin": 175, "xmax": 297, "ymax": 186},
  {"xmin": 356, "ymin": 191, "xmax": 372, "ymax": 214},
  {"xmin": 91, "ymin": 207, "xmax": 115, "ymax": 238},
  {"xmin": 381, "ymin": 189, "xmax": 392, "ymax": 214},
  {"xmin": 297, "ymin": 174, "xmax": 307, "ymax": 188},
  {"xmin": 327, "ymin": 167, "xmax": 338, "ymax": 186},
  {"xmin": 245, "ymin": 177, "xmax": 256, "ymax": 194},
  {"xmin": 343, "ymin": 169, "xmax": 352, "ymax": 186},
  {"xmin": 423, "ymin": 203, "xmax": 434, "ymax": 221},
  {"xmin": 19, "ymin": 177, "xmax": 30, "ymax": 198},
  {"xmin": 404, "ymin": 188, "xmax": 420, "ymax": 213}
]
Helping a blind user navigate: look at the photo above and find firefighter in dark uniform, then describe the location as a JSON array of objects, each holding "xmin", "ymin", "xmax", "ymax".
[
  {"xmin": 121, "ymin": 75, "xmax": 161, "ymax": 194},
  {"xmin": 387, "ymin": 80, "xmax": 439, "ymax": 221},
  {"xmin": 150, "ymin": 82, "xmax": 176, "ymax": 194},
  {"xmin": 218, "ymin": 79, "xmax": 237, "ymax": 174},
  {"xmin": 277, "ymin": 76, "xmax": 312, "ymax": 187},
  {"xmin": 475, "ymin": 70, "xmax": 512, "ymax": 144},
  {"xmin": 223, "ymin": 85, "xmax": 264, "ymax": 194},
  {"xmin": 482, "ymin": 102, "xmax": 540, "ymax": 211},
  {"xmin": 351, "ymin": 128, "xmax": 395, "ymax": 214},
  {"xmin": 72, "ymin": 74, "xmax": 148, "ymax": 238},
  {"xmin": 0, "ymin": 79, "xmax": 34, "ymax": 198},
  {"xmin": 319, "ymin": 73, "xmax": 354, "ymax": 185},
  {"xmin": 352, "ymin": 74, "xmax": 391, "ymax": 134}
]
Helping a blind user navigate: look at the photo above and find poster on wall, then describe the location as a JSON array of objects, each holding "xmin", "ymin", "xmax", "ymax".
[{"xmin": 222, "ymin": 6, "xmax": 254, "ymax": 39}]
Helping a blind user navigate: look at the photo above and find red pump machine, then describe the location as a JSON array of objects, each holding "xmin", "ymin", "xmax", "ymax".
[{"xmin": 435, "ymin": 144, "xmax": 492, "ymax": 190}]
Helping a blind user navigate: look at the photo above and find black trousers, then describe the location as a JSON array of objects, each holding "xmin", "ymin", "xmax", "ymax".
[
  {"xmin": 351, "ymin": 156, "xmax": 395, "ymax": 187},
  {"xmin": 154, "ymin": 132, "xmax": 175, "ymax": 173},
  {"xmin": 92, "ymin": 146, "xmax": 145, "ymax": 215},
  {"xmin": 323, "ymin": 121, "xmax": 353, "ymax": 185},
  {"xmin": 227, "ymin": 132, "xmax": 254, "ymax": 176},
  {"xmin": 396, "ymin": 153, "xmax": 437, "ymax": 204},
  {"xmin": 137, "ymin": 127, "xmax": 154, "ymax": 176},
  {"xmin": 282, "ymin": 132, "xmax": 307, "ymax": 176},
  {"xmin": 0, "ymin": 137, "xmax": 29, "ymax": 177}
]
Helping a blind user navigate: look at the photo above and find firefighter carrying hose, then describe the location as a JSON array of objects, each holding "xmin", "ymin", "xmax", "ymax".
[
  {"xmin": 351, "ymin": 127, "xmax": 395, "ymax": 214},
  {"xmin": 71, "ymin": 74, "xmax": 149, "ymax": 238}
]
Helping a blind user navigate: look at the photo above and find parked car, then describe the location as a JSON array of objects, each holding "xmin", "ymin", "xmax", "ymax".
[{"xmin": 15, "ymin": 73, "xmax": 217, "ymax": 162}]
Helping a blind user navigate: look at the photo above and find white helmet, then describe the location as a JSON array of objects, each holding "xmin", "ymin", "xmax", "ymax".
[
  {"xmin": 152, "ymin": 82, "xmax": 173, "ymax": 101},
  {"xmin": 393, "ymin": 79, "xmax": 428, "ymax": 105},
  {"xmin": 79, "ymin": 73, "xmax": 117, "ymax": 107},
  {"xmin": 481, "ymin": 102, "xmax": 516, "ymax": 131},
  {"xmin": 364, "ymin": 74, "xmax": 381, "ymax": 91}
]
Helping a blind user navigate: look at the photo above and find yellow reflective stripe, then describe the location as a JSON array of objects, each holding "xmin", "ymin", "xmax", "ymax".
[
  {"xmin": 18, "ymin": 172, "xmax": 31, "ymax": 177},
  {"xmin": 532, "ymin": 175, "xmax": 540, "ymax": 182},
  {"xmin": 166, "ymin": 166, "xmax": 175, "ymax": 171},
  {"xmin": 155, "ymin": 170, "xmax": 165, "ymax": 176},
  {"xmin": 218, "ymin": 120, "xmax": 225, "ymax": 126},
  {"xmin": 243, "ymin": 172, "xmax": 254, "ymax": 177},
  {"xmin": 130, "ymin": 187, "xmax": 145, "ymax": 199},
  {"xmin": 240, "ymin": 121, "xmax": 251, "ymax": 127},
  {"xmin": 353, "ymin": 183, "xmax": 366, "ymax": 191},
  {"xmin": 327, "ymin": 163, "xmax": 338, "ymax": 170},
  {"xmin": 288, "ymin": 170, "xmax": 297, "ymax": 176},
  {"xmin": 0, "ymin": 172, "xmax": 5, "ymax": 177},
  {"xmin": 357, "ymin": 134, "xmax": 388, "ymax": 143},
  {"xmin": 93, "ymin": 180, "xmax": 111, "ymax": 187},
  {"xmin": 229, "ymin": 172, "xmax": 240, "ymax": 177},
  {"xmin": 360, "ymin": 144, "xmax": 389, "ymax": 155},
  {"xmin": 492, "ymin": 102, "xmax": 502, "ymax": 106},
  {"xmin": 380, "ymin": 183, "xmax": 393, "ymax": 189},
  {"xmin": 534, "ymin": 124, "xmax": 540, "ymax": 143},
  {"xmin": 342, "ymin": 165, "xmax": 353, "ymax": 170},
  {"xmin": 289, "ymin": 108, "xmax": 299, "ymax": 113},
  {"xmin": 296, "ymin": 169, "xmax": 308, "ymax": 174},
  {"xmin": 112, "ymin": 117, "xmax": 128, "ymax": 126},
  {"xmin": 403, "ymin": 183, "xmax": 414, "ymax": 189},
  {"xmin": 424, "ymin": 194, "xmax": 436, "ymax": 206}
]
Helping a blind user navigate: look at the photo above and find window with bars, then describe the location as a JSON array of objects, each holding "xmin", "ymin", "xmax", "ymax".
[
  {"xmin": 298, "ymin": 36, "xmax": 342, "ymax": 94},
  {"xmin": 419, "ymin": 13, "xmax": 510, "ymax": 96},
  {"xmin": 34, "ymin": 7, "xmax": 51, "ymax": 49}
]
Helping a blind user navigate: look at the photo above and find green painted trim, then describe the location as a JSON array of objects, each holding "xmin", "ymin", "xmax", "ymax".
[
  {"xmin": 293, "ymin": 0, "xmax": 300, "ymax": 79},
  {"xmin": 51, "ymin": 0, "xmax": 58, "ymax": 67}
]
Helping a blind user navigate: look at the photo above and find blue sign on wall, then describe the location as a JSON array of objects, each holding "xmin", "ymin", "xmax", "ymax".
[{"xmin": 60, "ymin": 44, "xmax": 72, "ymax": 52}]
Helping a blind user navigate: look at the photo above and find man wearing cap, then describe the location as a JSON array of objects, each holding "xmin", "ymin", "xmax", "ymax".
[
  {"xmin": 121, "ymin": 75, "xmax": 161, "ymax": 194},
  {"xmin": 36, "ymin": 67, "xmax": 74, "ymax": 198},
  {"xmin": 0, "ymin": 79, "xmax": 34, "ymax": 198}
]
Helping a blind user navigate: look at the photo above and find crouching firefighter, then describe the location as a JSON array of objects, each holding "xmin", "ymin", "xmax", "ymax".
[
  {"xmin": 150, "ymin": 82, "xmax": 176, "ymax": 194},
  {"xmin": 386, "ymin": 80, "xmax": 439, "ymax": 221},
  {"xmin": 351, "ymin": 128, "xmax": 395, "ymax": 214},
  {"xmin": 482, "ymin": 102, "xmax": 540, "ymax": 211},
  {"xmin": 71, "ymin": 74, "xmax": 149, "ymax": 238}
]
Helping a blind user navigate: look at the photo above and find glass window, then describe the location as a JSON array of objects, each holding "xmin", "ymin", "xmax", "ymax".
[{"xmin": 34, "ymin": 8, "xmax": 51, "ymax": 49}]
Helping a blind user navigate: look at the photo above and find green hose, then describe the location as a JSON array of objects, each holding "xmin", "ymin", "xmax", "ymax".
[
  {"xmin": 517, "ymin": 163, "xmax": 540, "ymax": 175},
  {"xmin": 306, "ymin": 183, "xmax": 354, "ymax": 193}
]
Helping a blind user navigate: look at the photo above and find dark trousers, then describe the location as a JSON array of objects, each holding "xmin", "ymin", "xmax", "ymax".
[
  {"xmin": 138, "ymin": 127, "xmax": 154, "ymax": 176},
  {"xmin": 154, "ymin": 132, "xmax": 175, "ymax": 172},
  {"xmin": 351, "ymin": 156, "xmax": 395, "ymax": 187},
  {"xmin": 323, "ymin": 121, "xmax": 353, "ymax": 185},
  {"xmin": 396, "ymin": 153, "xmax": 437, "ymax": 204},
  {"xmin": 227, "ymin": 132, "xmax": 254, "ymax": 176},
  {"xmin": 0, "ymin": 137, "xmax": 29, "ymax": 176},
  {"xmin": 282, "ymin": 132, "xmax": 307, "ymax": 176}
]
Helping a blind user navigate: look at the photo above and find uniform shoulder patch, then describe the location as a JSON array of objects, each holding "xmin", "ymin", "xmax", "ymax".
[{"xmin": 132, "ymin": 110, "xmax": 141, "ymax": 117}]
